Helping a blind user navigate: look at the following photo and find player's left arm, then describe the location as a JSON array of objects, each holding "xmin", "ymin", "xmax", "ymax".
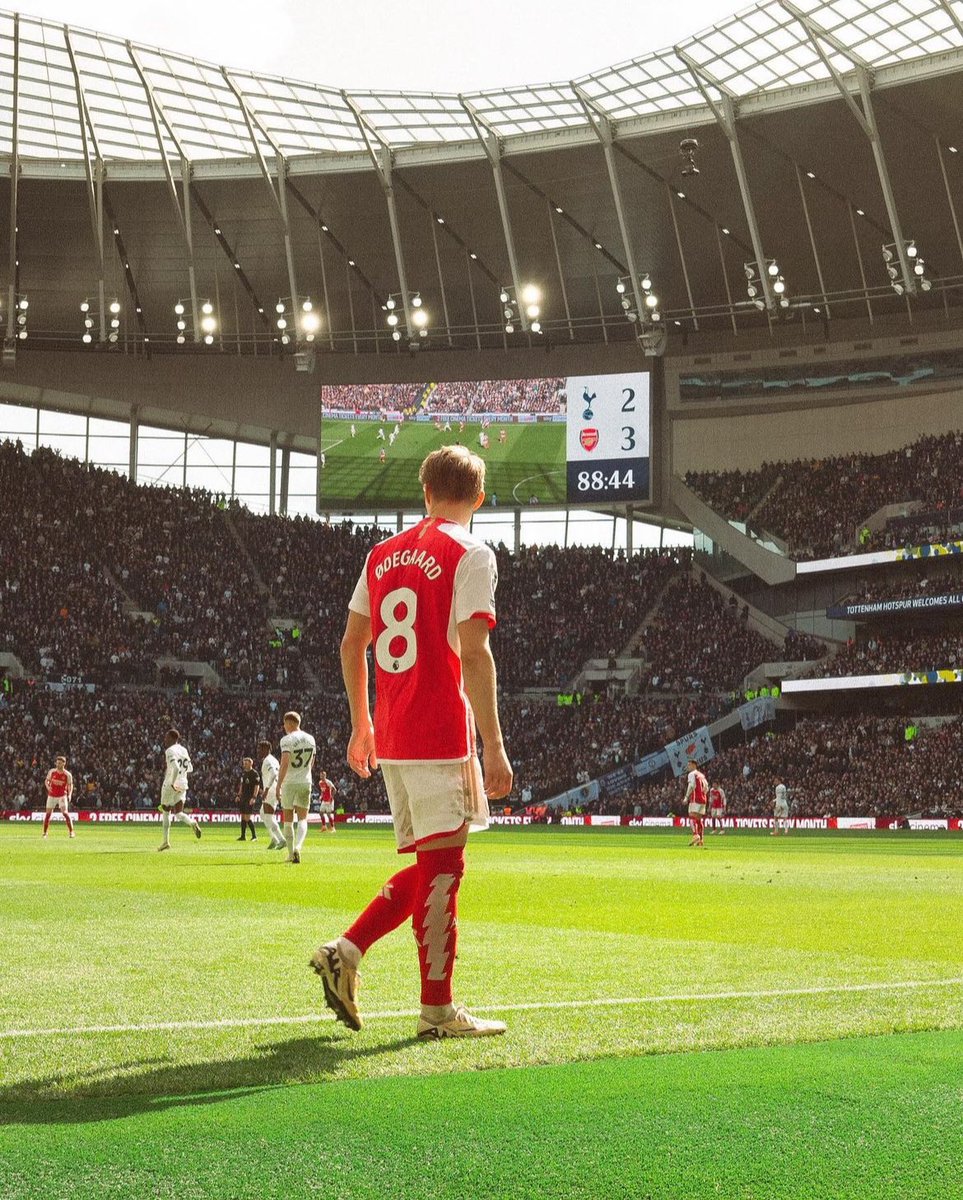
[{"xmin": 65, "ymin": 770, "xmax": 73, "ymax": 801}]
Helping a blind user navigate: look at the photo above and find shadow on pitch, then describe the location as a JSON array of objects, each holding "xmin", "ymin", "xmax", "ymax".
[{"xmin": 0, "ymin": 1032, "xmax": 415, "ymax": 1126}]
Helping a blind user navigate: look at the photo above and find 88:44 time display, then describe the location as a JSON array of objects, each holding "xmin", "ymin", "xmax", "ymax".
[{"xmin": 575, "ymin": 467, "xmax": 637, "ymax": 494}]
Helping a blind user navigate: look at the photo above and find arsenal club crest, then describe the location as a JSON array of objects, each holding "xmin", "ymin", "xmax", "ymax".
[{"xmin": 580, "ymin": 427, "xmax": 599, "ymax": 452}]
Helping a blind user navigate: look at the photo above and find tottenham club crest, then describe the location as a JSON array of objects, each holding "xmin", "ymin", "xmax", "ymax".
[{"xmin": 580, "ymin": 428, "xmax": 599, "ymax": 452}]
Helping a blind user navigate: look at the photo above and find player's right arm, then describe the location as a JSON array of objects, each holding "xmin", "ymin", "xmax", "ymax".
[
  {"xmin": 459, "ymin": 617, "xmax": 512, "ymax": 799},
  {"xmin": 341, "ymin": 609, "xmax": 377, "ymax": 779},
  {"xmin": 44, "ymin": 769, "xmax": 53, "ymax": 795}
]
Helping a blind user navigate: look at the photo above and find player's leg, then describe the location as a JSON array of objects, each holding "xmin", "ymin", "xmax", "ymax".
[
  {"xmin": 42, "ymin": 800, "xmax": 53, "ymax": 838},
  {"xmin": 292, "ymin": 805, "xmax": 309, "ymax": 861},
  {"xmin": 62, "ymin": 802, "xmax": 75, "ymax": 838},
  {"xmin": 282, "ymin": 807, "xmax": 295, "ymax": 860},
  {"xmin": 173, "ymin": 801, "xmax": 201, "ymax": 839},
  {"xmin": 159, "ymin": 806, "xmax": 172, "ymax": 850},
  {"xmin": 262, "ymin": 802, "xmax": 283, "ymax": 849}
]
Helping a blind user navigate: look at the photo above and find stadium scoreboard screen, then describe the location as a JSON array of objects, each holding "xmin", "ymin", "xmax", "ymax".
[
  {"xmin": 318, "ymin": 371, "xmax": 650, "ymax": 510},
  {"xmin": 564, "ymin": 372, "xmax": 650, "ymax": 503}
]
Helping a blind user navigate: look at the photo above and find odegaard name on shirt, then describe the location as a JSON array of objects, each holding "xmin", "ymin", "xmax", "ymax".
[{"xmin": 373, "ymin": 548, "xmax": 444, "ymax": 582}]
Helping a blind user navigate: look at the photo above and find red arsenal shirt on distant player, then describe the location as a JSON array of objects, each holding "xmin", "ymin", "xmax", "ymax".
[{"xmin": 348, "ymin": 516, "xmax": 497, "ymax": 763}]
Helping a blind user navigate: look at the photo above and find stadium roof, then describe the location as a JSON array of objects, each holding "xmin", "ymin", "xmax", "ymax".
[
  {"xmin": 1, "ymin": 1, "xmax": 962, "ymax": 165},
  {"xmin": 2, "ymin": 1, "xmax": 963, "ymax": 355}
]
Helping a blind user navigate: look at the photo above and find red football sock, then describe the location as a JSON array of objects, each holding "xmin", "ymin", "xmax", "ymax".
[
  {"xmin": 43, "ymin": 811, "xmax": 51, "ymax": 835},
  {"xmin": 343, "ymin": 863, "xmax": 419, "ymax": 955},
  {"xmin": 413, "ymin": 845, "xmax": 465, "ymax": 1007}
]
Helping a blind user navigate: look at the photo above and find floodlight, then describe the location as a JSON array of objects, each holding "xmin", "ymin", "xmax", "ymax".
[
  {"xmin": 521, "ymin": 284, "xmax": 540, "ymax": 305},
  {"xmin": 174, "ymin": 302, "xmax": 185, "ymax": 315},
  {"xmin": 80, "ymin": 300, "xmax": 90, "ymax": 313},
  {"xmin": 109, "ymin": 300, "xmax": 121, "ymax": 314},
  {"xmin": 201, "ymin": 315, "xmax": 217, "ymax": 333},
  {"xmin": 411, "ymin": 307, "xmax": 428, "ymax": 328},
  {"xmin": 201, "ymin": 302, "xmax": 214, "ymax": 315}
]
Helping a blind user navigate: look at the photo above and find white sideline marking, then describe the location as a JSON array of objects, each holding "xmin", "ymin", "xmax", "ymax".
[{"xmin": 3, "ymin": 976, "xmax": 962, "ymax": 1040}]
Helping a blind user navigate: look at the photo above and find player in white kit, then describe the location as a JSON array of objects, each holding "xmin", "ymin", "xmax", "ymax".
[
  {"xmin": 772, "ymin": 780, "xmax": 791, "ymax": 836},
  {"xmin": 258, "ymin": 738, "xmax": 285, "ymax": 850},
  {"xmin": 157, "ymin": 729, "xmax": 201, "ymax": 851},
  {"xmin": 276, "ymin": 712, "xmax": 316, "ymax": 864}
]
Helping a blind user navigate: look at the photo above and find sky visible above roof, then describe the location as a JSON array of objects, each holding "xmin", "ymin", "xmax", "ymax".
[{"xmin": 11, "ymin": 0, "xmax": 746, "ymax": 92}]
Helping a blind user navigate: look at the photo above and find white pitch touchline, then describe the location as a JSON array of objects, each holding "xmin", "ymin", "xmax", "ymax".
[{"xmin": 3, "ymin": 976, "xmax": 962, "ymax": 1040}]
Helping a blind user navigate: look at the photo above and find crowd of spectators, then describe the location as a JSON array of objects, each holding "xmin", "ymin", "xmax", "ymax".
[
  {"xmin": 684, "ymin": 463, "xmax": 783, "ymax": 523},
  {"xmin": 322, "ymin": 383, "xmax": 422, "ymax": 414},
  {"xmin": 811, "ymin": 629, "xmax": 963, "ymax": 677},
  {"xmin": 426, "ymin": 378, "xmax": 564, "ymax": 416},
  {"xmin": 840, "ymin": 564, "xmax": 963, "ymax": 607},
  {"xmin": 687, "ymin": 430, "xmax": 963, "ymax": 560},
  {"xmin": 612, "ymin": 717, "xmax": 963, "ymax": 819},
  {"xmin": 321, "ymin": 378, "xmax": 564, "ymax": 417},
  {"xmin": 875, "ymin": 505, "xmax": 963, "ymax": 550},
  {"xmin": 635, "ymin": 576, "xmax": 823, "ymax": 694},
  {"xmin": 493, "ymin": 545, "xmax": 685, "ymax": 690}
]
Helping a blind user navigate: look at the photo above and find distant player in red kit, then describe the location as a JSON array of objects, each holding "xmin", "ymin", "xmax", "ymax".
[
  {"xmin": 312, "ymin": 445, "xmax": 512, "ymax": 1038},
  {"xmin": 43, "ymin": 755, "xmax": 75, "ymax": 839},
  {"xmin": 317, "ymin": 770, "xmax": 337, "ymax": 834},
  {"xmin": 708, "ymin": 782, "xmax": 727, "ymax": 834},
  {"xmin": 685, "ymin": 758, "xmax": 708, "ymax": 847}
]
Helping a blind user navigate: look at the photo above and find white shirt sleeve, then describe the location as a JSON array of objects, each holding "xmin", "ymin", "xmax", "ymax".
[
  {"xmin": 348, "ymin": 553, "xmax": 371, "ymax": 618},
  {"xmin": 453, "ymin": 544, "xmax": 497, "ymax": 627},
  {"xmin": 685, "ymin": 770, "xmax": 695, "ymax": 799}
]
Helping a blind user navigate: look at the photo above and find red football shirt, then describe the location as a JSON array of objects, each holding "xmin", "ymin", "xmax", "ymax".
[
  {"xmin": 349, "ymin": 517, "xmax": 497, "ymax": 762},
  {"xmin": 46, "ymin": 769, "xmax": 69, "ymax": 798},
  {"xmin": 318, "ymin": 780, "xmax": 335, "ymax": 805},
  {"xmin": 708, "ymin": 785, "xmax": 726, "ymax": 809}
]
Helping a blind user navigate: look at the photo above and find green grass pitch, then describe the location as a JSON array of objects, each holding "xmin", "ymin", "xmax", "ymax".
[
  {"xmin": 1, "ymin": 824, "xmax": 960, "ymax": 1199},
  {"xmin": 319, "ymin": 418, "xmax": 565, "ymax": 509}
]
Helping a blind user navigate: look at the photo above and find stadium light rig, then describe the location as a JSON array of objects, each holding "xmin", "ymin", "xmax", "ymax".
[
  {"xmin": 79, "ymin": 298, "xmax": 121, "ymax": 345},
  {"xmin": 173, "ymin": 299, "xmax": 218, "ymax": 345},
  {"xmin": 744, "ymin": 260, "xmax": 790, "ymax": 311},
  {"xmin": 616, "ymin": 274, "xmax": 660, "ymax": 325},
  {"xmin": 382, "ymin": 292, "xmax": 429, "ymax": 343},
  {"xmin": 882, "ymin": 241, "xmax": 930, "ymax": 295},
  {"xmin": 274, "ymin": 297, "xmax": 322, "ymax": 346},
  {"xmin": 13, "ymin": 294, "xmax": 28, "ymax": 341},
  {"xmin": 499, "ymin": 284, "xmax": 542, "ymax": 334}
]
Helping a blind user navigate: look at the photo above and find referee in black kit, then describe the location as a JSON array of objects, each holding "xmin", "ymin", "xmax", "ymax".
[{"xmin": 236, "ymin": 756, "xmax": 261, "ymax": 841}]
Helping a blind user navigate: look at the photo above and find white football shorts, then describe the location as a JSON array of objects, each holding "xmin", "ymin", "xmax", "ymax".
[
  {"xmin": 688, "ymin": 803, "xmax": 707, "ymax": 817},
  {"xmin": 280, "ymin": 781, "xmax": 311, "ymax": 811},
  {"xmin": 44, "ymin": 795, "xmax": 68, "ymax": 812},
  {"xmin": 318, "ymin": 801, "xmax": 335, "ymax": 815},
  {"xmin": 381, "ymin": 756, "xmax": 489, "ymax": 853},
  {"xmin": 261, "ymin": 787, "xmax": 279, "ymax": 811},
  {"xmin": 160, "ymin": 785, "xmax": 187, "ymax": 808},
  {"xmin": 774, "ymin": 803, "xmax": 790, "ymax": 818}
]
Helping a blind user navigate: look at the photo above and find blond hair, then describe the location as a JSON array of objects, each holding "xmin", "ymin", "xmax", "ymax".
[
  {"xmin": 419, "ymin": 445, "xmax": 485, "ymax": 504},
  {"xmin": 283, "ymin": 711, "xmax": 301, "ymax": 727}
]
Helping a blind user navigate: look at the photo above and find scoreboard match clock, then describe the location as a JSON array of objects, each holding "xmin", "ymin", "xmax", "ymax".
[{"xmin": 565, "ymin": 372, "xmax": 651, "ymax": 503}]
